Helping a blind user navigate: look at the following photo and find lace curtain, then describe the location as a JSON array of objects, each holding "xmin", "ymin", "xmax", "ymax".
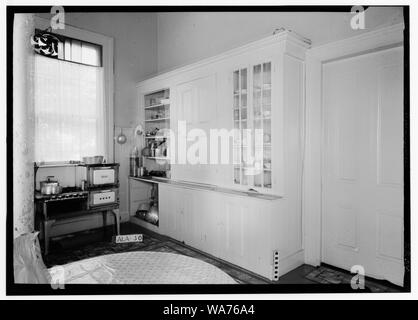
[
  {"xmin": 13, "ymin": 14, "xmax": 35, "ymax": 237},
  {"xmin": 33, "ymin": 54, "xmax": 105, "ymax": 162}
]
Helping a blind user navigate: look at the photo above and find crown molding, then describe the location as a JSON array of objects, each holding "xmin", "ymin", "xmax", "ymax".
[
  {"xmin": 308, "ymin": 22, "xmax": 404, "ymax": 62},
  {"xmin": 137, "ymin": 29, "xmax": 311, "ymax": 88}
]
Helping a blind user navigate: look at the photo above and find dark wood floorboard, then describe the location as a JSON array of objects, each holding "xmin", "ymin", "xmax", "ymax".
[{"xmin": 43, "ymin": 222, "xmax": 399, "ymax": 290}]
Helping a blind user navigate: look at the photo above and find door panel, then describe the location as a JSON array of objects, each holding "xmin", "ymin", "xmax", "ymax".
[
  {"xmin": 322, "ymin": 47, "xmax": 404, "ymax": 286},
  {"xmin": 377, "ymin": 63, "xmax": 404, "ymax": 186},
  {"xmin": 173, "ymin": 74, "xmax": 217, "ymax": 185}
]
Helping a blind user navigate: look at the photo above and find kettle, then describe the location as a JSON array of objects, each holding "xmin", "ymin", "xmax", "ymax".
[{"xmin": 40, "ymin": 176, "xmax": 62, "ymax": 195}]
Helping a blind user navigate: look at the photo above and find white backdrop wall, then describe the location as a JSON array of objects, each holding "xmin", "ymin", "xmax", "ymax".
[
  {"xmin": 34, "ymin": 12, "xmax": 158, "ymax": 223},
  {"xmin": 156, "ymin": 8, "xmax": 403, "ymax": 72}
]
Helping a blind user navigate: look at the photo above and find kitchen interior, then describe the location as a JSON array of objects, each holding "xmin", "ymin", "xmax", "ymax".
[{"xmin": 11, "ymin": 8, "xmax": 406, "ymax": 289}]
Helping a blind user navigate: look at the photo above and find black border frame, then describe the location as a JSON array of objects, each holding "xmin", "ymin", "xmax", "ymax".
[{"xmin": 6, "ymin": 5, "xmax": 410, "ymax": 295}]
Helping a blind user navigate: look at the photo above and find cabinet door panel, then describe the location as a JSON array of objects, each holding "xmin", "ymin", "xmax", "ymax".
[
  {"xmin": 160, "ymin": 184, "xmax": 273, "ymax": 279},
  {"xmin": 158, "ymin": 185, "xmax": 170, "ymax": 235},
  {"xmin": 160, "ymin": 185, "xmax": 194, "ymax": 244},
  {"xmin": 173, "ymin": 74, "xmax": 217, "ymax": 185},
  {"xmin": 217, "ymin": 195, "xmax": 272, "ymax": 278},
  {"xmin": 159, "ymin": 185, "xmax": 182, "ymax": 240},
  {"xmin": 232, "ymin": 60, "xmax": 275, "ymax": 192},
  {"xmin": 181, "ymin": 190, "xmax": 194, "ymax": 245},
  {"xmin": 217, "ymin": 196, "xmax": 246, "ymax": 266},
  {"xmin": 189, "ymin": 190, "xmax": 219, "ymax": 255},
  {"xmin": 241, "ymin": 200, "xmax": 272, "ymax": 277}
]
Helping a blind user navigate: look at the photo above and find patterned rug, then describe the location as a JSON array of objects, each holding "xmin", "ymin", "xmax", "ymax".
[
  {"xmin": 305, "ymin": 266, "xmax": 400, "ymax": 292},
  {"xmin": 43, "ymin": 229, "xmax": 268, "ymax": 284},
  {"xmin": 44, "ymin": 232, "xmax": 165, "ymax": 268},
  {"xmin": 49, "ymin": 251, "xmax": 237, "ymax": 284}
]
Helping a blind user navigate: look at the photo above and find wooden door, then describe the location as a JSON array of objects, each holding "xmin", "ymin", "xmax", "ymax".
[{"xmin": 322, "ymin": 47, "xmax": 404, "ymax": 286}]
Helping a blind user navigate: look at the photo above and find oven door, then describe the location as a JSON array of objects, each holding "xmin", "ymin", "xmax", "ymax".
[
  {"xmin": 91, "ymin": 168, "xmax": 115, "ymax": 186},
  {"xmin": 88, "ymin": 188, "xmax": 119, "ymax": 207}
]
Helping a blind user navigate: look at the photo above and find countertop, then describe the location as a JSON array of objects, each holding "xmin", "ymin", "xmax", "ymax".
[{"xmin": 129, "ymin": 176, "xmax": 282, "ymax": 201}]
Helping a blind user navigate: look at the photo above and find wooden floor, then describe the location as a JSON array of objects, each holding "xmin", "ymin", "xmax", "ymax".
[
  {"xmin": 44, "ymin": 222, "xmax": 318, "ymax": 284},
  {"xmin": 43, "ymin": 222, "xmax": 401, "ymax": 290}
]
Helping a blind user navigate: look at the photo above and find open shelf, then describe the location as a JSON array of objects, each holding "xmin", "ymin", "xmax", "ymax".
[
  {"xmin": 143, "ymin": 88, "xmax": 171, "ymax": 176},
  {"xmin": 145, "ymin": 136, "xmax": 168, "ymax": 140},
  {"xmin": 34, "ymin": 161, "xmax": 81, "ymax": 168},
  {"xmin": 145, "ymin": 117, "xmax": 170, "ymax": 122},
  {"xmin": 145, "ymin": 103, "xmax": 170, "ymax": 110},
  {"xmin": 143, "ymin": 156, "xmax": 169, "ymax": 161}
]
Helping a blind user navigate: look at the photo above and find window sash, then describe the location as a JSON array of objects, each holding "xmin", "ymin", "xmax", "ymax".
[
  {"xmin": 35, "ymin": 29, "xmax": 102, "ymax": 67},
  {"xmin": 34, "ymin": 54, "xmax": 105, "ymax": 162}
]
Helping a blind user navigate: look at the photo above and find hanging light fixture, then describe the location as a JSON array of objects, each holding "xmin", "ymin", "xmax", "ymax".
[{"xmin": 30, "ymin": 27, "xmax": 60, "ymax": 57}]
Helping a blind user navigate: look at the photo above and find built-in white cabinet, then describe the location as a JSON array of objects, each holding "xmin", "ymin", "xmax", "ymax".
[
  {"xmin": 233, "ymin": 61, "xmax": 273, "ymax": 191},
  {"xmin": 158, "ymin": 183, "xmax": 275, "ymax": 279},
  {"xmin": 159, "ymin": 184, "xmax": 192, "ymax": 241},
  {"xmin": 171, "ymin": 74, "xmax": 218, "ymax": 185},
  {"xmin": 143, "ymin": 89, "xmax": 171, "ymax": 173},
  {"xmin": 134, "ymin": 30, "xmax": 310, "ymax": 280},
  {"xmin": 216, "ymin": 194, "xmax": 273, "ymax": 277},
  {"xmin": 159, "ymin": 184, "xmax": 214, "ymax": 251},
  {"xmin": 128, "ymin": 178, "xmax": 153, "ymax": 216},
  {"xmin": 128, "ymin": 178, "xmax": 160, "ymax": 232}
]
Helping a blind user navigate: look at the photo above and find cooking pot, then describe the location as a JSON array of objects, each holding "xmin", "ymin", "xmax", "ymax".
[
  {"xmin": 82, "ymin": 155, "xmax": 104, "ymax": 165},
  {"xmin": 40, "ymin": 176, "xmax": 62, "ymax": 195},
  {"xmin": 141, "ymin": 147, "xmax": 151, "ymax": 157},
  {"xmin": 146, "ymin": 205, "xmax": 159, "ymax": 224}
]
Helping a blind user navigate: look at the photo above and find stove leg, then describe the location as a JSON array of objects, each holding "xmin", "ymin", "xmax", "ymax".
[
  {"xmin": 102, "ymin": 211, "xmax": 108, "ymax": 240},
  {"xmin": 112, "ymin": 209, "xmax": 120, "ymax": 235},
  {"xmin": 44, "ymin": 219, "xmax": 55, "ymax": 255},
  {"xmin": 102, "ymin": 210, "xmax": 107, "ymax": 228}
]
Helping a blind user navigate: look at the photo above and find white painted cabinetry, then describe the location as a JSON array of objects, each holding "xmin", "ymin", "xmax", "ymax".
[
  {"xmin": 134, "ymin": 30, "xmax": 310, "ymax": 280},
  {"xmin": 128, "ymin": 178, "xmax": 152, "ymax": 216},
  {"xmin": 158, "ymin": 183, "xmax": 275, "ymax": 279}
]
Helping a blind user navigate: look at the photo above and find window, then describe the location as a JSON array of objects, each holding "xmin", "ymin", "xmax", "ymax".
[
  {"xmin": 33, "ymin": 35, "xmax": 105, "ymax": 162},
  {"xmin": 34, "ymin": 29, "xmax": 102, "ymax": 67}
]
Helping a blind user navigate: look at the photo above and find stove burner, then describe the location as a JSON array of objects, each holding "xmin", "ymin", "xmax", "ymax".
[
  {"xmin": 49, "ymin": 192, "xmax": 88, "ymax": 199},
  {"xmin": 36, "ymin": 188, "xmax": 89, "ymax": 201}
]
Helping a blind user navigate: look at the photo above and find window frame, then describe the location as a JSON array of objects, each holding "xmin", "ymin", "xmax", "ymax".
[
  {"xmin": 34, "ymin": 28, "xmax": 103, "ymax": 67},
  {"xmin": 34, "ymin": 16, "xmax": 115, "ymax": 162}
]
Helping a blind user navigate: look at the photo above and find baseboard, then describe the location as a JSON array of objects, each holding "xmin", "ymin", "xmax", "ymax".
[
  {"xmin": 130, "ymin": 216, "xmax": 160, "ymax": 234},
  {"xmin": 279, "ymin": 250, "xmax": 305, "ymax": 278}
]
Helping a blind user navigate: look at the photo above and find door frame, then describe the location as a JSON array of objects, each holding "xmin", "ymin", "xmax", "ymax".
[{"xmin": 303, "ymin": 22, "xmax": 405, "ymax": 267}]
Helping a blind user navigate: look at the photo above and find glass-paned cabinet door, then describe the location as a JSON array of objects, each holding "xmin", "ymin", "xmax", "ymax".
[
  {"xmin": 233, "ymin": 68, "xmax": 248, "ymax": 185},
  {"xmin": 253, "ymin": 62, "xmax": 272, "ymax": 189},
  {"xmin": 233, "ymin": 61, "xmax": 272, "ymax": 190}
]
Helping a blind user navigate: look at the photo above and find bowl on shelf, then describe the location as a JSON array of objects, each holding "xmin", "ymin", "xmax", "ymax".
[
  {"xmin": 82, "ymin": 155, "xmax": 104, "ymax": 165},
  {"xmin": 141, "ymin": 147, "xmax": 151, "ymax": 157}
]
